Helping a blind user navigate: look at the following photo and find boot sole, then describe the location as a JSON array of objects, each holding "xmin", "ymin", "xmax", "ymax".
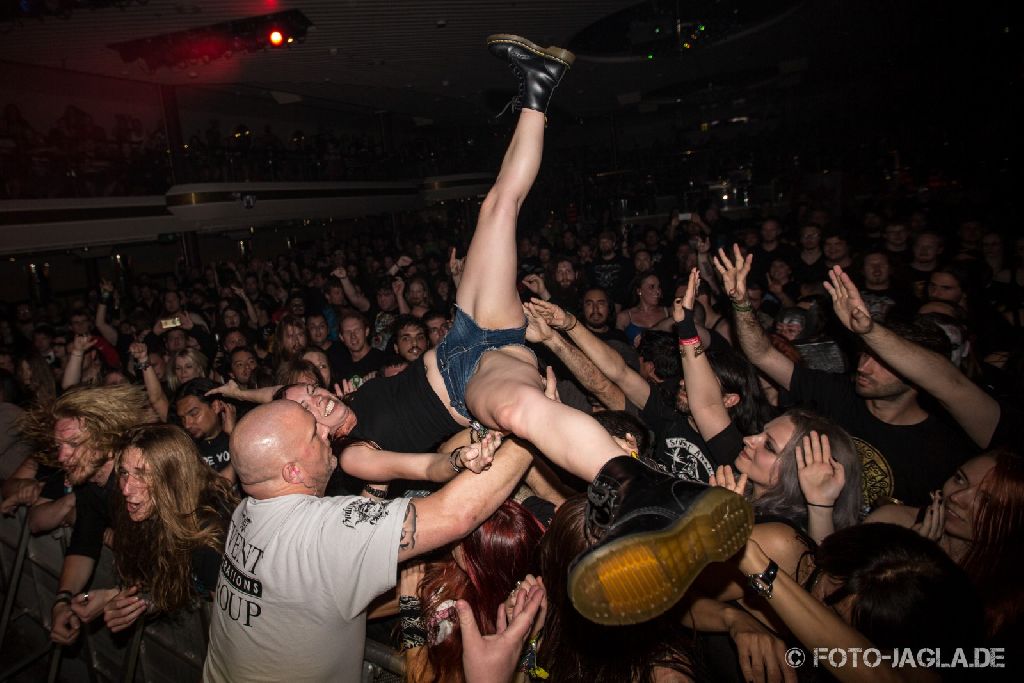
[
  {"xmin": 568, "ymin": 487, "xmax": 754, "ymax": 625},
  {"xmin": 486, "ymin": 34, "xmax": 576, "ymax": 67}
]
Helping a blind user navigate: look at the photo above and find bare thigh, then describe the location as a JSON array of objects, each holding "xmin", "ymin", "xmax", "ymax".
[{"xmin": 464, "ymin": 346, "xmax": 541, "ymax": 429}]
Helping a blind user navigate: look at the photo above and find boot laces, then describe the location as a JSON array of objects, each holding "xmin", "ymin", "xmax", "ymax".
[{"xmin": 586, "ymin": 483, "xmax": 619, "ymax": 531}]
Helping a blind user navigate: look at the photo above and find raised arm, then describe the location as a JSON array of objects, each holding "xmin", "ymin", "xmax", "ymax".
[
  {"xmin": 206, "ymin": 379, "xmax": 278, "ymax": 405},
  {"xmin": 524, "ymin": 302, "xmax": 625, "ymax": 410},
  {"xmin": 397, "ymin": 437, "xmax": 533, "ymax": 563},
  {"xmin": 94, "ymin": 280, "xmax": 119, "ymax": 345},
  {"xmin": 737, "ymin": 540, "xmax": 909, "ymax": 683},
  {"xmin": 130, "ymin": 343, "xmax": 169, "ymax": 421},
  {"xmin": 331, "ymin": 268, "xmax": 371, "ymax": 312},
  {"xmin": 61, "ymin": 336, "xmax": 96, "ymax": 390},
  {"xmin": 530, "ymin": 298, "xmax": 650, "ymax": 409},
  {"xmin": 674, "ymin": 269, "xmax": 732, "ymax": 440},
  {"xmin": 715, "ymin": 245, "xmax": 795, "ymax": 390},
  {"xmin": 824, "ymin": 266, "xmax": 999, "ymax": 447}
]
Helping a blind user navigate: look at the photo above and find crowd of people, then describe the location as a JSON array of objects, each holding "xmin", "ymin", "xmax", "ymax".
[{"xmin": 1, "ymin": 34, "xmax": 1022, "ymax": 683}]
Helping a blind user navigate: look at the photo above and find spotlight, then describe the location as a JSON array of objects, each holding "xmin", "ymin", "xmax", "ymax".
[{"xmin": 269, "ymin": 30, "xmax": 284, "ymax": 46}]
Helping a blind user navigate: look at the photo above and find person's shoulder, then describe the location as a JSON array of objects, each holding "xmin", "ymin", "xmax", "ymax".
[{"xmin": 864, "ymin": 503, "xmax": 916, "ymax": 527}]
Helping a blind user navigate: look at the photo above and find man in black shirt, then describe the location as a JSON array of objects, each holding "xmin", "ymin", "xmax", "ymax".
[
  {"xmin": 580, "ymin": 287, "xmax": 629, "ymax": 344},
  {"xmin": 724, "ymin": 248, "xmax": 976, "ymax": 507},
  {"xmin": 20, "ymin": 385, "xmax": 153, "ymax": 646},
  {"xmin": 587, "ymin": 230, "xmax": 632, "ymax": 305},
  {"xmin": 174, "ymin": 379, "xmax": 236, "ymax": 484},
  {"xmin": 333, "ymin": 311, "xmax": 386, "ymax": 381}
]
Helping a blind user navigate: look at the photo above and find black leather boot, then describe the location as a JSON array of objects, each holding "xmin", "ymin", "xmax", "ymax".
[
  {"xmin": 486, "ymin": 34, "xmax": 575, "ymax": 115},
  {"xmin": 568, "ymin": 456, "xmax": 754, "ymax": 625}
]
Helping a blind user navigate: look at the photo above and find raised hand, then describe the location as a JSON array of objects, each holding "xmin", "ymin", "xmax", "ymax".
[
  {"xmin": 448, "ymin": 248, "xmax": 464, "ymax": 288},
  {"xmin": 206, "ymin": 379, "xmax": 241, "ymax": 400},
  {"xmin": 543, "ymin": 365, "xmax": 561, "ymax": 403},
  {"xmin": 391, "ymin": 277, "xmax": 405, "ymax": 297},
  {"xmin": 331, "ymin": 267, "xmax": 348, "ymax": 281},
  {"xmin": 179, "ymin": 311, "xmax": 195, "ymax": 330},
  {"xmin": 523, "ymin": 302, "xmax": 554, "ymax": 343},
  {"xmin": 709, "ymin": 464, "xmax": 748, "ymax": 496},
  {"xmin": 823, "ymin": 266, "xmax": 873, "ymax": 335},
  {"xmin": 459, "ymin": 580, "xmax": 545, "ymax": 683},
  {"xmin": 911, "ymin": 490, "xmax": 945, "ymax": 541},
  {"xmin": 712, "ymin": 244, "xmax": 752, "ymax": 302},
  {"xmin": 129, "ymin": 342, "xmax": 149, "ymax": 363},
  {"xmin": 528, "ymin": 298, "xmax": 572, "ymax": 330},
  {"xmin": 672, "ymin": 268, "xmax": 700, "ymax": 323},
  {"xmin": 796, "ymin": 431, "xmax": 845, "ymax": 507},
  {"xmin": 99, "ymin": 278, "xmax": 114, "ymax": 295},
  {"xmin": 457, "ymin": 431, "xmax": 501, "ymax": 473},
  {"xmin": 396, "ymin": 255, "xmax": 413, "ymax": 269},
  {"xmin": 70, "ymin": 335, "xmax": 97, "ymax": 356},
  {"xmin": 521, "ymin": 273, "xmax": 549, "ymax": 299}
]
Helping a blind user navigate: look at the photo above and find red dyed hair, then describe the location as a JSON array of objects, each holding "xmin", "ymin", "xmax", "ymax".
[
  {"xmin": 416, "ymin": 499, "xmax": 545, "ymax": 683},
  {"xmin": 960, "ymin": 449, "xmax": 1024, "ymax": 638}
]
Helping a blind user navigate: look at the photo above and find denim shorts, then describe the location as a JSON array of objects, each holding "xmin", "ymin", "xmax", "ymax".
[{"xmin": 436, "ymin": 306, "xmax": 528, "ymax": 420}]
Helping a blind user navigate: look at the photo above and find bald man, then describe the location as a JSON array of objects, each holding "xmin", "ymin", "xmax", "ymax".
[{"xmin": 202, "ymin": 401, "xmax": 532, "ymax": 683}]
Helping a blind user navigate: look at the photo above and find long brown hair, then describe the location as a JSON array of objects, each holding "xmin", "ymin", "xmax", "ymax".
[
  {"xmin": 111, "ymin": 424, "xmax": 237, "ymax": 613},
  {"xmin": 959, "ymin": 449, "xmax": 1024, "ymax": 638},
  {"xmin": 537, "ymin": 495, "xmax": 696, "ymax": 683}
]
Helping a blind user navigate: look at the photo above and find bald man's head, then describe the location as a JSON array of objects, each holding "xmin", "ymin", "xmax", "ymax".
[{"xmin": 230, "ymin": 401, "xmax": 308, "ymax": 490}]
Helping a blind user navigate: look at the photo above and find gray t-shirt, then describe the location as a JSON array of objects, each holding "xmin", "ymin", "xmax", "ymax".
[{"xmin": 203, "ymin": 493, "xmax": 409, "ymax": 683}]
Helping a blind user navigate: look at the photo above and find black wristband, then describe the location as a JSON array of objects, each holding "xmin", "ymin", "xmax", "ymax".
[{"xmin": 674, "ymin": 316, "xmax": 698, "ymax": 341}]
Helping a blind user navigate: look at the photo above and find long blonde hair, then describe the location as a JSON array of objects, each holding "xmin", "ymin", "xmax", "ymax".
[
  {"xmin": 167, "ymin": 348, "xmax": 209, "ymax": 391},
  {"xmin": 20, "ymin": 384, "xmax": 155, "ymax": 470},
  {"xmin": 111, "ymin": 424, "xmax": 237, "ymax": 613}
]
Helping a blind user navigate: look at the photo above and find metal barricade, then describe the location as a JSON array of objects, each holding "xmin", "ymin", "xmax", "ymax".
[{"xmin": 1, "ymin": 511, "xmax": 407, "ymax": 681}]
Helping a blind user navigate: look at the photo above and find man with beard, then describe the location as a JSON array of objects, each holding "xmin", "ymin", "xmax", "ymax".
[
  {"xmin": 720, "ymin": 246, "xmax": 976, "ymax": 507},
  {"xmin": 521, "ymin": 258, "xmax": 582, "ymax": 314},
  {"xmin": 391, "ymin": 315, "xmax": 427, "ymax": 366},
  {"xmin": 21, "ymin": 384, "xmax": 154, "ymax": 646},
  {"xmin": 587, "ymin": 230, "xmax": 632, "ymax": 305},
  {"xmin": 580, "ymin": 287, "xmax": 628, "ymax": 344}
]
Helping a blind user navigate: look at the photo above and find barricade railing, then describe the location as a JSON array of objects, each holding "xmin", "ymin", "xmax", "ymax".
[{"xmin": 0, "ymin": 509, "xmax": 405, "ymax": 682}]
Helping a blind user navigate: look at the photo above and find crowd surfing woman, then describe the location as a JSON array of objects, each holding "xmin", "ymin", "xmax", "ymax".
[{"xmin": 65, "ymin": 424, "xmax": 237, "ymax": 633}]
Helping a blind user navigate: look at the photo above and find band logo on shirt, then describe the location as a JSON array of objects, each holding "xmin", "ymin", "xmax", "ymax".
[
  {"xmin": 855, "ymin": 437, "xmax": 893, "ymax": 509},
  {"xmin": 216, "ymin": 516, "xmax": 265, "ymax": 627}
]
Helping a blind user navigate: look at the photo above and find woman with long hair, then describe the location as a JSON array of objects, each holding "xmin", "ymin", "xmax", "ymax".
[
  {"xmin": 402, "ymin": 499, "xmax": 545, "ymax": 683},
  {"xmin": 867, "ymin": 448, "xmax": 1024, "ymax": 641},
  {"xmin": 15, "ymin": 351, "xmax": 57, "ymax": 406},
  {"xmin": 675, "ymin": 269, "xmax": 862, "ymax": 542},
  {"xmin": 616, "ymin": 270, "xmax": 670, "ymax": 346},
  {"xmin": 68, "ymin": 424, "xmax": 238, "ymax": 633}
]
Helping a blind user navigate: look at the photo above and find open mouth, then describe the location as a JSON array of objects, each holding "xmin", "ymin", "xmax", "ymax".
[{"xmin": 324, "ymin": 399, "xmax": 336, "ymax": 417}]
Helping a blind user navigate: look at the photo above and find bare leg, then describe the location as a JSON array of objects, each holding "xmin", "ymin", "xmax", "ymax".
[
  {"xmin": 466, "ymin": 348, "xmax": 624, "ymax": 483},
  {"xmin": 456, "ymin": 109, "xmax": 545, "ymax": 329}
]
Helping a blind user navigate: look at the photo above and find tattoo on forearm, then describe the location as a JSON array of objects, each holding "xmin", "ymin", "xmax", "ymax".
[{"xmin": 399, "ymin": 501, "xmax": 418, "ymax": 552}]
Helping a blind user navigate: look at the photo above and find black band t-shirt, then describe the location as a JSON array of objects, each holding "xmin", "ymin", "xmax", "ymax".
[
  {"xmin": 789, "ymin": 365, "xmax": 975, "ymax": 507},
  {"xmin": 197, "ymin": 431, "xmax": 231, "ymax": 472}
]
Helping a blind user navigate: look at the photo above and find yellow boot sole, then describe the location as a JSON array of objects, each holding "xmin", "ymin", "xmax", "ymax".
[{"xmin": 569, "ymin": 487, "xmax": 754, "ymax": 625}]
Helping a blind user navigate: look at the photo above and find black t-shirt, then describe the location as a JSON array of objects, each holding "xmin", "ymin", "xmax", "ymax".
[
  {"xmin": 860, "ymin": 287, "xmax": 916, "ymax": 323},
  {"xmin": 331, "ymin": 345, "xmax": 387, "ymax": 381},
  {"xmin": 639, "ymin": 391, "xmax": 743, "ymax": 483},
  {"xmin": 348, "ymin": 355, "xmax": 461, "ymax": 453},
  {"xmin": 196, "ymin": 431, "xmax": 231, "ymax": 472},
  {"xmin": 588, "ymin": 255, "xmax": 632, "ymax": 305},
  {"xmin": 790, "ymin": 365, "xmax": 976, "ymax": 507},
  {"xmin": 67, "ymin": 470, "xmax": 117, "ymax": 560}
]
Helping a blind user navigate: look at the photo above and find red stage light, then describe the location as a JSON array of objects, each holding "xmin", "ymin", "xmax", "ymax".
[{"xmin": 269, "ymin": 30, "xmax": 284, "ymax": 46}]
